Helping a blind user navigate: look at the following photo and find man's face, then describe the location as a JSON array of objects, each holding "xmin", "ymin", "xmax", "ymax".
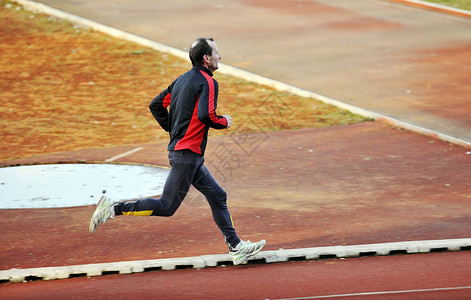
[{"xmin": 205, "ymin": 40, "xmax": 221, "ymax": 73}]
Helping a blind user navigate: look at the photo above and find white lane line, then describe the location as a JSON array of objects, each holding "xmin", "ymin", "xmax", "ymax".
[
  {"xmin": 393, "ymin": 0, "xmax": 471, "ymax": 17},
  {"xmin": 105, "ymin": 147, "xmax": 143, "ymax": 162},
  {"xmin": 272, "ymin": 286, "xmax": 471, "ymax": 300}
]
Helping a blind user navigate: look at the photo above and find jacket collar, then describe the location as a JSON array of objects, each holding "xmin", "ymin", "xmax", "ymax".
[{"xmin": 192, "ymin": 65, "xmax": 213, "ymax": 77}]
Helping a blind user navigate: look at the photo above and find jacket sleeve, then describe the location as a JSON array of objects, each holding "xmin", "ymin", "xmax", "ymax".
[
  {"xmin": 149, "ymin": 79, "xmax": 178, "ymax": 132},
  {"xmin": 197, "ymin": 78, "xmax": 228, "ymax": 129}
]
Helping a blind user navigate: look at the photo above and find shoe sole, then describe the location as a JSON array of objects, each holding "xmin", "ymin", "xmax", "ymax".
[{"xmin": 89, "ymin": 195, "xmax": 106, "ymax": 234}]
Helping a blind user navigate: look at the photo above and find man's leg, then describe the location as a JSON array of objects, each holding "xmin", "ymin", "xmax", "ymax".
[
  {"xmin": 115, "ymin": 150, "xmax": 204, "ymax": 217},
  {"xmin": 90, "ymin": 150, "xmax": 203, "ymax": 233},
  {"xmin": 192, "ymin": 163, "xmax": 241, "ymax": 250},
  {"xmin": 192, "ymin": 163, "xmax": 266, "ymax": 265}
]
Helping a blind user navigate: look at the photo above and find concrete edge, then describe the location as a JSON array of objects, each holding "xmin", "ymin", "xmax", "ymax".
[
  {"xmin": 389, "ymin": 0, "xmax": 471, "ymax": 18},
  {"xmin": 11, "ymin": 0, "xmax": 471, "ymax": 149},
  {"xmin": 1, "ymin": 238, "xmax": 470, "ymax": 283}
]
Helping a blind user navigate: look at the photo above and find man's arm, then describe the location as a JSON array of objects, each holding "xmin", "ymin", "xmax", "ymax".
[
  {"xmin": 197, "ymin": 75, "xmax": 229, "ymax": 129},
  {"xmin": 149, "ymin": 79, "xmax": 178, "ymax": 132}
]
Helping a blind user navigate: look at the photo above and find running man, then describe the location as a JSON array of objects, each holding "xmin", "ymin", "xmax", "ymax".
[{"xmin": 89, "ymin": 37, "xmax": 265, "ymax": 265}]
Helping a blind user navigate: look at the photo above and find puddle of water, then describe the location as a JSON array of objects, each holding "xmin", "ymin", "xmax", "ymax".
[{"xmin": 0, "ymin": 164, "xmax": 169, "ymax": 209}]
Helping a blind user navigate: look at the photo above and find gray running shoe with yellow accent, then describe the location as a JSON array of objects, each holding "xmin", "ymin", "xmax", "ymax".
[
  {"xmin": 230, "ymin": 239, "xmax": 266, "ymax": 265},
  {"xmin": 89, "ymin": 195, "xmax": 115, "ymax": 234}
]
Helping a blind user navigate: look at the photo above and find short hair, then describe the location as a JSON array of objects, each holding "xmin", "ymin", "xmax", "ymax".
[{"xmin": 189, "ymin": 37, "xmax": 214, "ymax": 66}]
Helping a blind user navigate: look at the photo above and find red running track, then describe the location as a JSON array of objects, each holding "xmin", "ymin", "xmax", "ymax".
[{"xmin": 2, "ymin": 251, "xmax": 470, "ymax": 299}]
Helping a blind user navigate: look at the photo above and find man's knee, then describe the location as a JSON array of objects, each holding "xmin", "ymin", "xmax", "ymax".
[
  {"xmin": 156, "ymin": 197, "xmax": 181, "ymax": 217},
  {"xmin": 215, "ymin": 188, "xmax": 227, "ymax": 200}
]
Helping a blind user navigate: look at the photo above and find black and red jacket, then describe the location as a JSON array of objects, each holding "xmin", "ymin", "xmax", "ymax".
[{"xmin": 149, "ymin": 66, "xmax": 228, "ymax": 155}]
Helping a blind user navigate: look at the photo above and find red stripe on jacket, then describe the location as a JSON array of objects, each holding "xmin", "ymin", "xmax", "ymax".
[
  {"xmin": 174, "ymin": 97, "xmax": 206, "ymax": 154},
  {"xmin": 162, "ymin": 93, "xmax": 171, "ymax": 108},
  {"xmin": 200, "ymin": 70, "xmax": 227, "ymax": 127}
]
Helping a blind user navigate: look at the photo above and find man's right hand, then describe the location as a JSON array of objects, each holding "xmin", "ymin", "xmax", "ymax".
[{"xmin": 223, "ymin": 115, "xmax": 232, "ymax": 129}]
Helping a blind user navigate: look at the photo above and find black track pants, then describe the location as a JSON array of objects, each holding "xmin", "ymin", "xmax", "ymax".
[{"xmin": 114, "ymin": 149, "xmax": 241, "ymax": 249}]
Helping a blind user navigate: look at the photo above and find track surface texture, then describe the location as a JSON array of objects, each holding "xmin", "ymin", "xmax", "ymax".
[{"xmin": 2, "ymin": 0, "xmax": 471, "ymax": 299}]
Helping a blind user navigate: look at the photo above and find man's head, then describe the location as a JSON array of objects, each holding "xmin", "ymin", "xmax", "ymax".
[{"xmin": 189, "ymin": 37, "xmax": 221, "ymax": 73}]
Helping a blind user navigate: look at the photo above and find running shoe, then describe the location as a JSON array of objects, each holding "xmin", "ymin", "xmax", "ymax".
[
  {"xmin": 230, "ymin": 239, "xmax": 266, "ymax": 265},
  {"xmin": 89, "ymin": 195, "xmax": 115, "ymax": 234}
]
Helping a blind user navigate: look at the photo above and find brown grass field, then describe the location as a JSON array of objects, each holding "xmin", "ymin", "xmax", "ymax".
[{"xmin": 0, "ymin": 0, "xmax": 368, "ymax": 161}]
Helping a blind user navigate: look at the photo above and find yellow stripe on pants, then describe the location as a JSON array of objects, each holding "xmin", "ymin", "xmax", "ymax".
[{"xmin": 122, "ymin": 210, "xmax": 153, "ymax": 216}]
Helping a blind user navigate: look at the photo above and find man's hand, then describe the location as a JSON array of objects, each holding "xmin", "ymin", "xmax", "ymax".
[{"xmin": 223, "ymin": 115, "xmax": 232, "ymax": 129}]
